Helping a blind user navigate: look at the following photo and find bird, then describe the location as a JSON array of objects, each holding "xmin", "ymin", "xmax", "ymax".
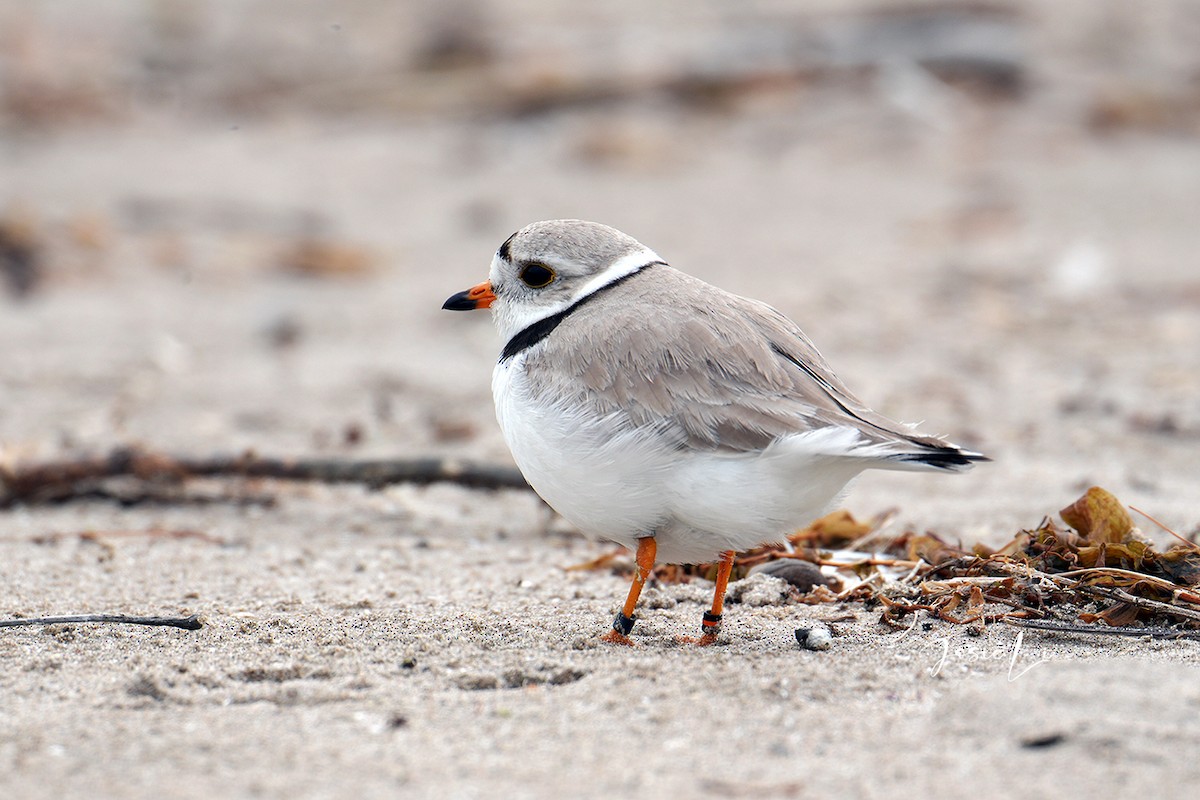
[{"xmin": 443, "ymin": 219, "xmax": 987, "ymax": 645}]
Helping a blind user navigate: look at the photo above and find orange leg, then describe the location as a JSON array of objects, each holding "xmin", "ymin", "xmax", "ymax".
[
  {"xmin": 600, "ymin": 536, "xmax": 657, "ymax": 646},
  {"xmin": 682, "ymin": 550, "xmax": 735, "ymax": 647}
]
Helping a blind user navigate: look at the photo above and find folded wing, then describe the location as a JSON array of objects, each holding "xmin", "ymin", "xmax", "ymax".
[{"xmin": 523, "ymin": 266, "xmax": 986, "ymax": 470}]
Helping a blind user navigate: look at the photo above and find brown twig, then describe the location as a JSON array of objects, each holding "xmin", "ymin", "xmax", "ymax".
[
  {"xmin": 939, "ymin": 557, "xmax": 1200, "ymax": 624},
  {"xmin": 0, "ymin": 447, "xmax": 532, "ymax": 507},
  {"xmin": 1052, "ymin": 566, "xmax": 1182, "ymax": 589},
  {"xmin": 1130, "ymin": 505, "xmax": 1200, "ymax": 551},
  {"xmin": 1075, "ymin": 584, "xmax": 1200, "ymax": 625},
  {"xmin": 0, "ymin": 614, "xmax": 202, "ymax": 630},
  {"xmin": 1004, "ymin": 617, "xmax": 1200, "ymax": 641},
  {"xmin": 24, "ymin": 527, "xmax": 226, "ymax": 546}
]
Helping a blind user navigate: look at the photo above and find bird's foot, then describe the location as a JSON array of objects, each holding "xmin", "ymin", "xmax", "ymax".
[
  {"xmin": 600, "ymin": 612, "xmax": 637, "ymax": 646},
  {"xmin": 677, "ymin": 631, "xmax": 719, "ymax": 647},
  {"xmin": 678, "ymin": 611, "xmax": 722, "ymax": 646},
  {"xmin": 600, "ymin": 629, "xmax": 636, "ymax": 646}
]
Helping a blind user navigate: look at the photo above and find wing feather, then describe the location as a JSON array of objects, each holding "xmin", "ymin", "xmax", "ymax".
[{"xmin": 522, "ymin": 266, "xmax": 961, "ymax": 456}]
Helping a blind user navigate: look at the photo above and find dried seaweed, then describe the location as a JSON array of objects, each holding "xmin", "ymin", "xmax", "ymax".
[{"xmin": 571, "ymin": 486, "xmax": 1200, "ymax": 640}]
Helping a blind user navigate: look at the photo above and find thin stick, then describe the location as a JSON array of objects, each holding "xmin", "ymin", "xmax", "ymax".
[
  {"xmin": 0, "ymin": 447, "xmax": 531, "ymax": 507},
  {"xmin": 1052, "ymin": 566, "xmax": 1182, "ymax": 590},
  {"xmin": 816, "ymin": 557, "xmax": 921, "ymax": 569},
  {"xmin": 979, "ymin": 559, "xmax": 1200, "ymax": 621},
  {"xmin": 1004, "ymin": 617, "xmax": 1200, "ymax": 641},
  {"xmin": 1130, "ymin": 505, "xmax": 1199, "ymax": 551},
  {"xmin": 1077, "ymin": 584, "xmax": 1200, "ymax": 625},
  {"xmin": 918, "ymin": 575, "xmax": 1015, "ymax": 591},
  {"xmin": 844, "ymin": 507, "xmax": 902, "ymax": 551},
  {"xmin": 0, "ymin": 614, "xmax": 202, "ymax": 630}
]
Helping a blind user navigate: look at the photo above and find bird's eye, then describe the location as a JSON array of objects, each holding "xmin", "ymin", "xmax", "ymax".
[{"xmin": 519, "ymin": 262, "xmax": 556, "ymax": 288}]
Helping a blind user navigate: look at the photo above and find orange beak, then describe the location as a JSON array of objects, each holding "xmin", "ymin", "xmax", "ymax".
[{"xmin": 442, "ymin": 280, "xmax": 496, "ymax": 311}]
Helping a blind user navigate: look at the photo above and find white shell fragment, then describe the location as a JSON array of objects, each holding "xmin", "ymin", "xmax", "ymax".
[{"xmin": 794, "ymin": 622, "xmax": 834, "ymax": 651}]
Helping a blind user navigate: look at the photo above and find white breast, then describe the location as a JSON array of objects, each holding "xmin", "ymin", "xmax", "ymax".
[{"xmin": 492, "ymin": 355, "xmax": 676, "ymax": 546}]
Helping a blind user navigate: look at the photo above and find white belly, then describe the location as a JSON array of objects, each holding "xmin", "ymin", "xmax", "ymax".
[{"xmin": 493, "ymin": 358, "xmax": 868, "ymax": 564}]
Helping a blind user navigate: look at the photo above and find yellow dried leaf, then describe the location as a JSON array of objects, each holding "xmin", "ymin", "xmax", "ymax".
[
  {"xmin": 994, "ymin": 531, "xmax": 1032, "ymax": 557},
  {"xmin": 1159, "ymin": 546, "xmax": 1200, "ymax": 587},
  {"xmin": 1079, "ymin": 602, "xmax": 1141, "ymax": 627},
  {"xmin": 905, "ymin": 533, "xmax": 967, "ymax": 565},
  {"xmin": 1060, "ymin": 487, "xmax": 1133, "ymax": 544},
  {"xmin": 563, "ymin": 548, "xmax": 625, "ymax": 572},
  {"xmin": 789, "ymin": 510, "xmax": 872, "ymax": 547},
  {"xmin": 968, "ymin": 585, "xmax": 985, "ymax": 611}
]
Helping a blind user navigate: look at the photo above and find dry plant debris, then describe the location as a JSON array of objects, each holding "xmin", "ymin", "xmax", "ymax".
[
  {"xmin": 0, "ymin": 446, "xmax": 529, "ymax": 507},
  {"xmin": 0, "ymin": 614, "xmax": 201, "ymax": 631},
  {"xmin": 574, "ymin": 487, "xmax": 1200, "ymax": 641},
  {"xmin": 5, "ymin": 445, "xmax": 1197, "ymax": 642},
  {"xmin": 278, "ymin": 239, "xmax": 375, "ymax": 278},
  {"xmin": 0, "ymin": 206, "xmax": 43, "ymax": 297}
]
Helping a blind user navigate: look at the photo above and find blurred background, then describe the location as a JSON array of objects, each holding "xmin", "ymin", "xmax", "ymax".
[{"xmin": 2, "ymin": 0, "xmax": 1198, "ymax": 540}]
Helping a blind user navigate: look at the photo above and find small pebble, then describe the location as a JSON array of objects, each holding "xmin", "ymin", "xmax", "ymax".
[
  {"xmin": 1020, "ymin": 732, "xmax": 1066, "ymax": 749},
  {"xmin": 794, "ymin": 623, "xmax": 833, "ymax": 651}
]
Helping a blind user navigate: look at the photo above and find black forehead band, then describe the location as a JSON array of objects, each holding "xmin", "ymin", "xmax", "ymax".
[{"xmin": 497, "ymin": 232, "xmax": 518, "ymax": 262}]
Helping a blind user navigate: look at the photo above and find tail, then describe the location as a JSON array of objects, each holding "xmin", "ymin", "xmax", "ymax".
[{"xmin": 886, "ymin": 445, "xmax": 990, "ymax": 473}]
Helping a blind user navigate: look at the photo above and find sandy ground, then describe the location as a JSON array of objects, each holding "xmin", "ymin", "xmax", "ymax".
[{"xmin": 2, "ymin": 2, "xmax": 1199, "ymax": 798}]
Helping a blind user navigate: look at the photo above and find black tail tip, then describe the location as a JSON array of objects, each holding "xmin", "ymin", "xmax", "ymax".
[{"xmin": 897, "ymin": 448, "xmax": 990, "ymax": 471}]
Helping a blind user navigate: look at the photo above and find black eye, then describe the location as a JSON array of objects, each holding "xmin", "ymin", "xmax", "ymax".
[{"xmin": 519, "ymin": 262, "xmax": 555, "ymax": 288}]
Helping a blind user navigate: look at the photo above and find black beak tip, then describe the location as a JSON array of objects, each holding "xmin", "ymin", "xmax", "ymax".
[{"xmin": 442, "ymin": 290, "xmax": 476, "ymax": 311}]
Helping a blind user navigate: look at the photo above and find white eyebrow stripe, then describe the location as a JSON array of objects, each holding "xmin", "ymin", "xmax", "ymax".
[{"xmin": 569, "ymin": 247, "xmax": 664, "ymax": 304}]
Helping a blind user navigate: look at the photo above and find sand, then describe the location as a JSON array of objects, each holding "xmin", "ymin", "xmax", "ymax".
[{"xmin": 2, "ymin": 2, "xmax": 1199, "ymax": 798}]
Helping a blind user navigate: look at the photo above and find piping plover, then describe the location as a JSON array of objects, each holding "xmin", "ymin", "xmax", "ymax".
[{"xmin": 444, "ymin": 219, "xmax": 987, "ymax": 645}]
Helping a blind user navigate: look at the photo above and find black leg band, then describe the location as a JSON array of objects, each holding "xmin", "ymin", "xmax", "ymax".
[
  {"xmin": 612, "ymin": 613, "xmax": 636, "ymax": 636},
  {"xmin": 702, "ymin": 611, "xmax": 723, "ymax": 632}
]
